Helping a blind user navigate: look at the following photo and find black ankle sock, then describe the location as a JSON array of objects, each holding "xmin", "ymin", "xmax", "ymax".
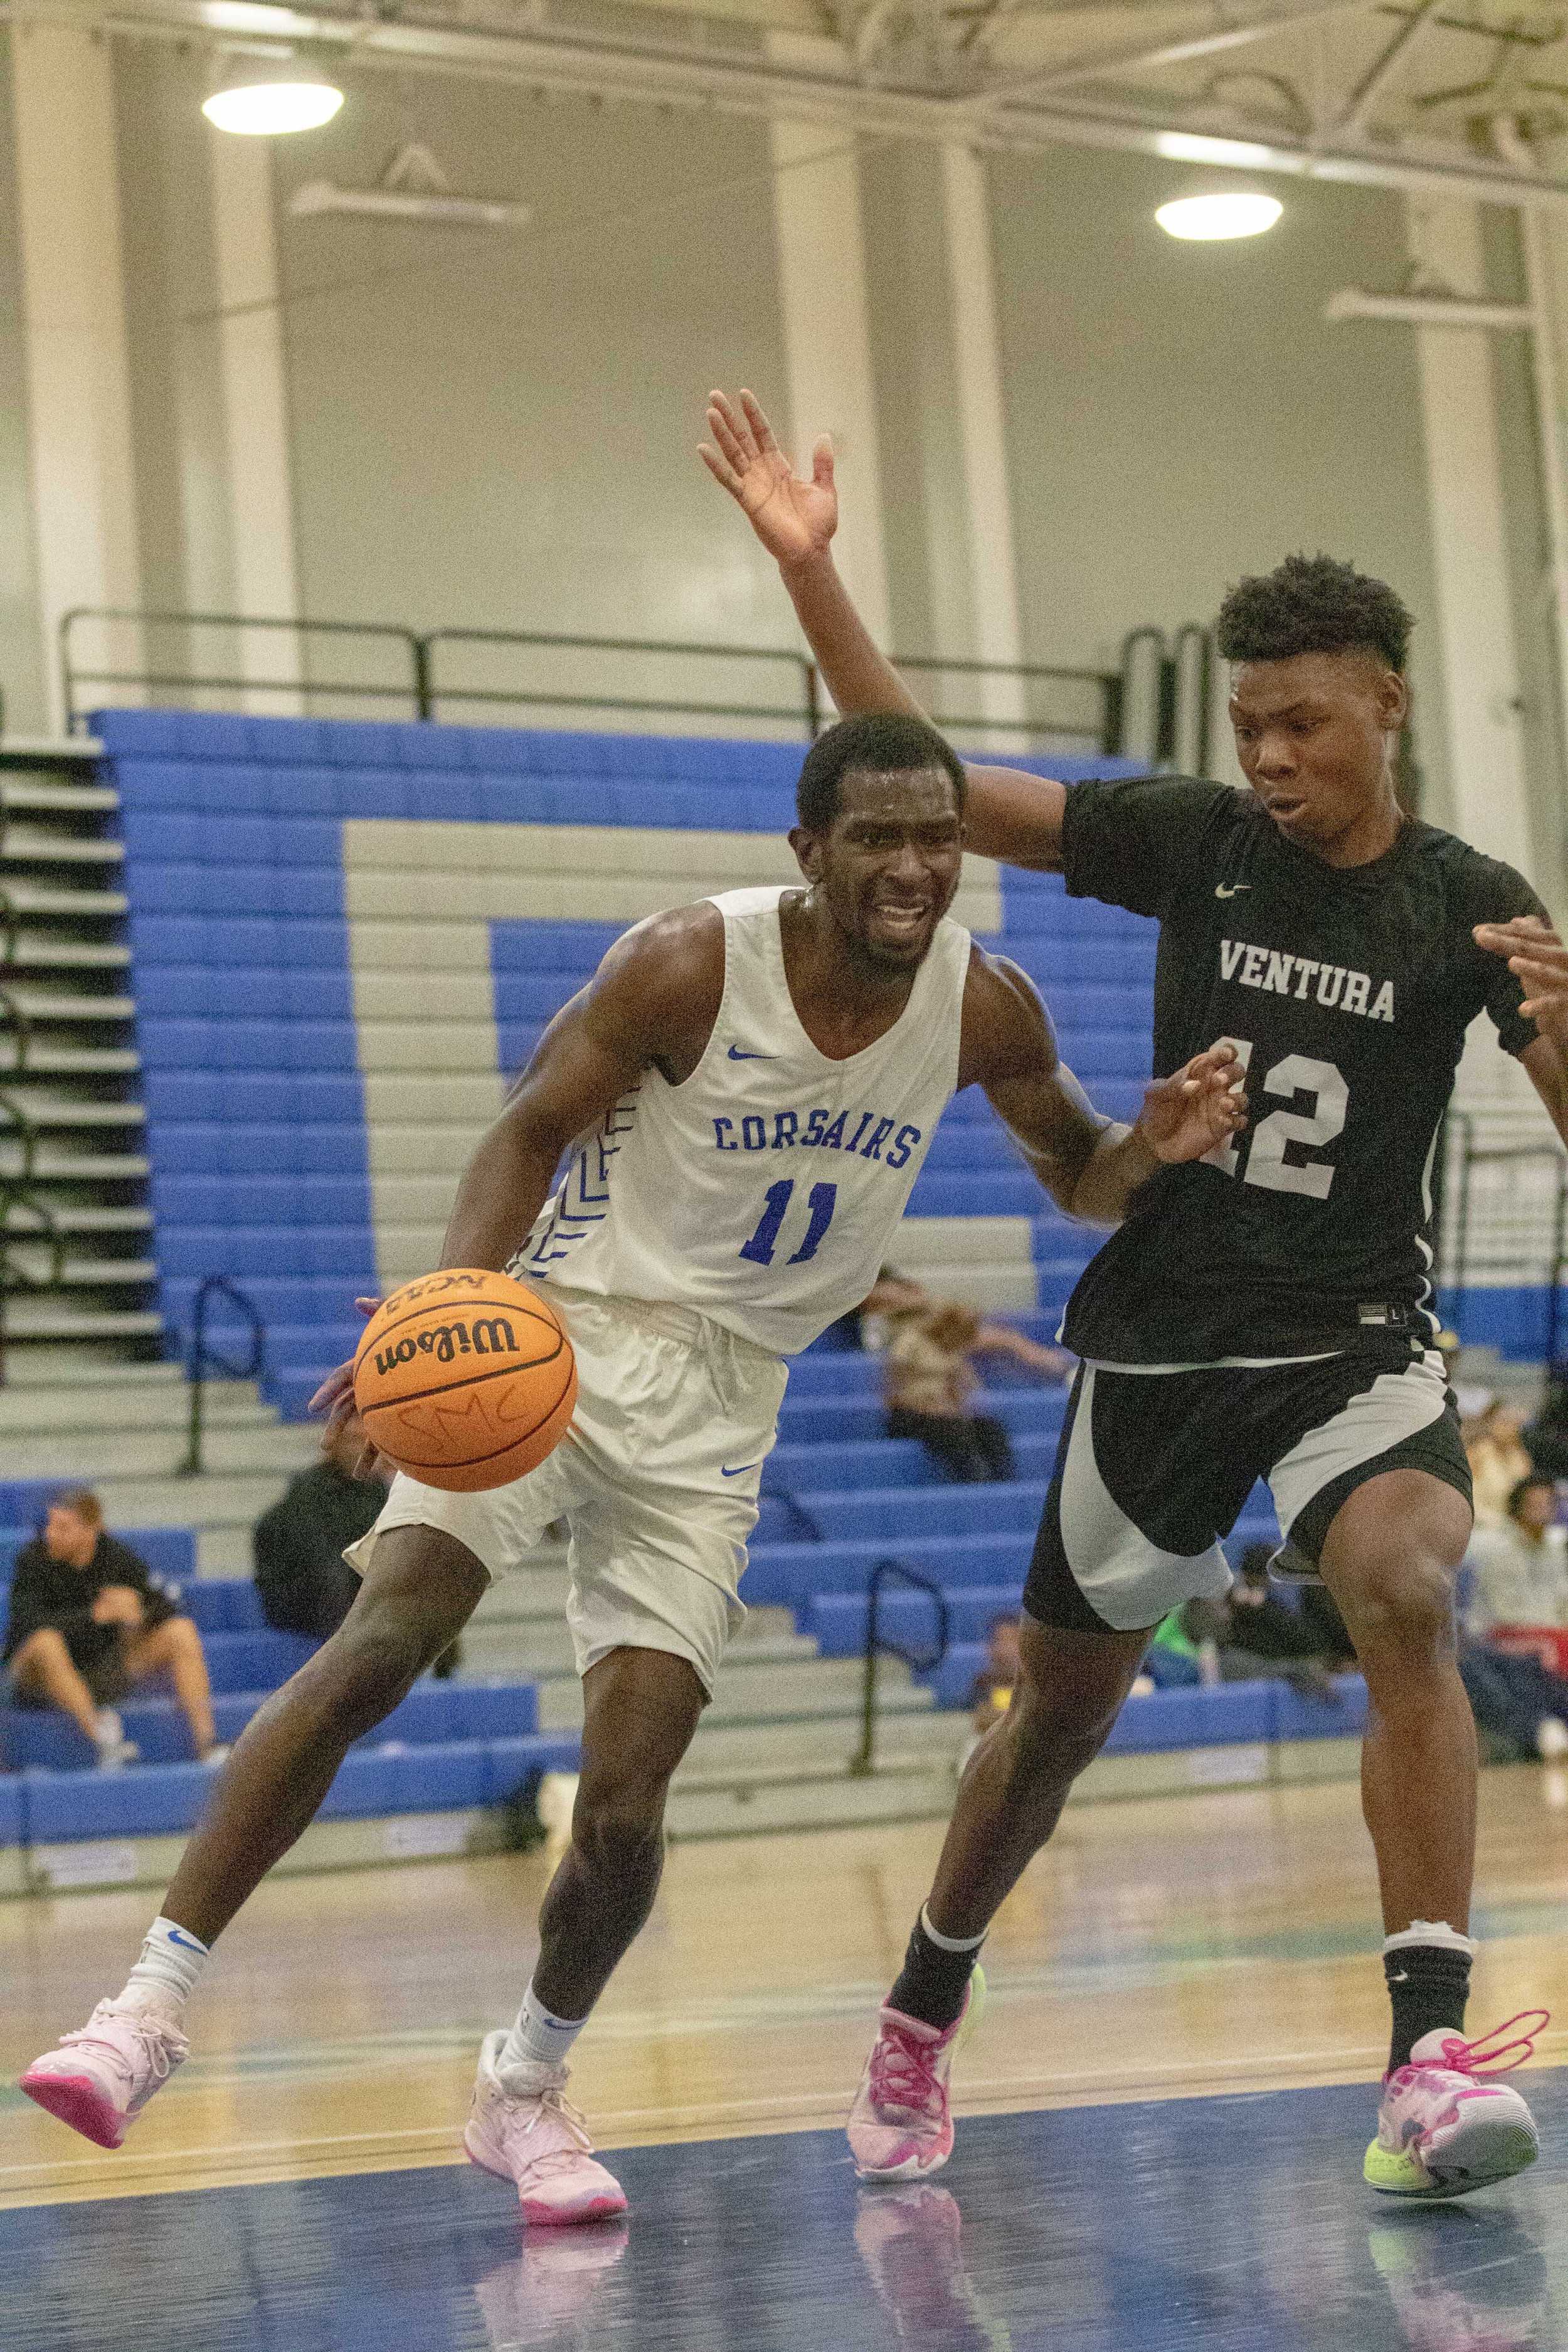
[
  {"xmin": 889, "ymin": 1912, "xmax": 982, "ymax": 2032},
  {"xmin": 1385, "ymin": 1942, "xmax": 1471, "ymax": 2071}
]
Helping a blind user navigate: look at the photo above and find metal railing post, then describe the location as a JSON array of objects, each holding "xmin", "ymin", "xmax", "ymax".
[
  {"xmin": 853, "ymin": 1558, "xmax": 951, "ymax": 1777},
  {"xmin": 180, "ymin": 1274, "xmax": 268, "ymax": 1476},
  {"xmin": 413, "ymin": 635, "xmax": 435, "ymax": 723}
]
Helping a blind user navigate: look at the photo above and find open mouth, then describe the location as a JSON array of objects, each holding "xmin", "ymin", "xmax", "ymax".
[{"xmin": 870, "ymin": 903, "xmax": 931, "ymax": 941}]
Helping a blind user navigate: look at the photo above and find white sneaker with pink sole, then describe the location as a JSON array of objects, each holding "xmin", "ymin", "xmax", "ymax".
[
  {"xmin": 465, "ymin": 2031, "xmax": 629, "ymax": 2227},
  {"xmin": 19, "ymin": 1999, "xmax": 189, "ymax": 2149}
]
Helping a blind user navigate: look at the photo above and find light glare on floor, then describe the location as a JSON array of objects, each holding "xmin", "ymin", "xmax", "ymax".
[
  {"xmin": 203, "ymin": 83, "xmax": 344, "ymax": 135},
  {"xmin": 1156, "ymin": 193, "xmax": 1283, "ymax": 241}
]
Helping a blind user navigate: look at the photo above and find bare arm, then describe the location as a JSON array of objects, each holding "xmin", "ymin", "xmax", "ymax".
[
  {"xmin": 699, "ymin": 388, "xmax": 1068, "ymax": 871},
  {"xmin": 1474, "ymin": 916, "xmax": 1568, "ymax": 1150},
  {"xmin": 959, "ymin": 948, "xmax": 1247, "ymax": 1224},
  {"xmin": 310, "ymin": 907, "xmax": 723, "ymax": 1439}
]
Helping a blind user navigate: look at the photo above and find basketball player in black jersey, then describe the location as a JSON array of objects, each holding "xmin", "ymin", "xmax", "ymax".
[{"xmin": 704, "ymin": 388, "xmax": 1568, "ymax": 2199}]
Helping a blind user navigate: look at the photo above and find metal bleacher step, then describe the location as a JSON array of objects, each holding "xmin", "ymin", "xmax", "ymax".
[
  {"xmin": 0, "ymin": 823, "xmax": 124, "ymax": 867},
  {"xmin": 3, "ymin": 1249, "xmax": 157, "ymax": 1288},
  {"xmin": 5, "ymin": 938, "xmax": 132, "ymax": 973},
  {"xmin": 0, "ymin": 1301, "xmax": 164, "ymax": 1341},
  {"xmin": 0, "ymin": 776, "xmax": 119, "ymax": 815},
  {"xmin": 0, "ymin": 881, "xmax": 128, "ymax": 919},
  {"xmin": 1, "ymin": 1419, "xmax": 316, "ymax": 1479},
  {"xmin": 0, "ymin": 1044, "xmax": 140, "ymax": 1075},
  {"xmin": 0, "ymin": 1369, "xmax": 261, "ymax": 1432},
  {"xmin": 0, "ymin": 1094, "xmax": 144, "ymax": 1128},
  {"xmin": 2, "ymin": 990, "xmax": 137, "ymax": 1022}
]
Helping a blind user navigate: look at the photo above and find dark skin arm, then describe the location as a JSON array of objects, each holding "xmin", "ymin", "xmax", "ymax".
[
  {"xmin": 958, "ymin": 944, "xmax": 1248, "ymax": 1221},
  {"xmin": 1473, "ymin": 914, "xmax": 1568, "ymax": 1148},
  {"xmin": 700, "ymin": 387, "xmax": 1067, "ymax": 872}
]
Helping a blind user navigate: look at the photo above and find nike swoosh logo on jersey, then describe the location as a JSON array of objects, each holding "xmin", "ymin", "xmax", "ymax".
[
  {"xmin": 1214, "ymin": 883, "xmax": 1251, "ymax": 898},
  {"xmin": 728, "ymin": 1045, "xmax": 778, "ymax": 1060},
  {"xmin": 721, "ymin": 1461, "xmax": 761, "ymax": 1477}
]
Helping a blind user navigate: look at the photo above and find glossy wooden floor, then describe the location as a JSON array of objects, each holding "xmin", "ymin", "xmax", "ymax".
[{"xmin": 4, "ymin": 1767, "xmax": 1568, "ymax": 2212}]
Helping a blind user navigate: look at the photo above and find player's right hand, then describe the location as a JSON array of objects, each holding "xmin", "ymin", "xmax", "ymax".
[
  {"xmin": 309, "ymin": 1296, "xmax": 381, "ymax": 1466},
  {"xmin": 698, "ymin": 389, "xmax": 838, "ymax": 570}
]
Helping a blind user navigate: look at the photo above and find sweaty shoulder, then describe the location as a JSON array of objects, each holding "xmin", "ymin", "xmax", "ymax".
[
  {"xmin": 1060, "ymin": 776, "xmax": 1242, "ymax": 918},
  {"xmin": 583, "ymin": 899, "xmax": 726, "ymax": 1079},
  {"xmin": 956, "ymin": 940, "xmax": 1058, "ymax": 1091}
]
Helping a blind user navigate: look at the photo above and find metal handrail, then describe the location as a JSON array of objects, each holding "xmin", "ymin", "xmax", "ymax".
[
  {"xmin": 853, "ymin": 1557, "xmax": 950, "ymax": 1777},
  {"xmin": 179, "ymin": 1274, "xmax": 267, "ymax": 1476},
  {"xmin": 1438, "ymin": 1116, "xmax": 1568, "ymax": 1360},
  {"xmin": 58, "ymin": 602, "xmax": 1152, "ymax": 754},
  {"xmin": 0, "ymin": 1186, "xmax": 65, "ymax": 1394},
  {"xmin": 758, "ymin": 1478, "xmax": 822, "ymax": 1542},
  {"xmin": 0, "ymin": 987, "xmax": 34, "ymax": 1075},
  {"xmin": 61, "ymin": 608, "xmax": 426, "ymax": 733}
]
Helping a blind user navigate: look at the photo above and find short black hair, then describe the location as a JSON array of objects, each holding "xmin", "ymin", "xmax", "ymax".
[
  {"xmin": 1216, "ymin": 554, "xmax": 1414, "ymax": 673},
  {"xmin": 796, "ymin": 712, "xmax": 967, "ymax": 834},
  {"xmin": 1508, "ymin": 1473, "xmax": 1557, "ymax": 1522}
]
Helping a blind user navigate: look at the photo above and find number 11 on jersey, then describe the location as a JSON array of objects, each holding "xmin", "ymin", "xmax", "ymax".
[{"xmin": 739, "ymin": 1180, "xmax": 838, "ymax": 1268}]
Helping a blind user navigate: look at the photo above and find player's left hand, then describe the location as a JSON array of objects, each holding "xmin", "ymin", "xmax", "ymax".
[
  {"xmin": 1475, "ymin": 915, "xmax": 1568, "ymax": 1044},
  {"xmin": 1136, "ymin": 1041, "xmax": 1249, "ymax": 1165},
  {"xmin": 309, "ymin": 1297, "xmax": 384, "ymax": 1472}
]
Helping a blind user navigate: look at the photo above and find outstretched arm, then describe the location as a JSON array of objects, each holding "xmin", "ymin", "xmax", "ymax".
[
  {"xmin": 959, "ymin": 949, "xmax": 1247, "ymax": 1223},
  {"xmin": 1475, "ymin": 915, "xmax": 1568, "ymax": 1149},
  {"xmin": 700, "ymin": 388, "xmax": 1069, "ymax": 872}
]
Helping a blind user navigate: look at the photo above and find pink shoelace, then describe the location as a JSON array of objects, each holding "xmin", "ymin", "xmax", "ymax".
[
  {"xmin": 1423, "ymin": 2010, "xmax": 1551, "ymax": 2079},
  {"xmin": 869, "ymin": 2021, "xmax": 946, "ymax": 2121}
]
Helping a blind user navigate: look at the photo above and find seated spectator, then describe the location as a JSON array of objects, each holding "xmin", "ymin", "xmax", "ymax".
[
  {"xmin": 1466, "ymin": 1400, "xmax": 1535, "ymax": 1531},
  {"xmin": 883, "ymin": 1302, "xmax": 1068, "ymax": 1484},
  {"xmin": 969, "ymin": 1614, "xmax": 1021, "ymax": 1738},
  {"xmin": 1525, "ymin": 1370, "xmax": 1568, "ymax": 1481},
  {"xmin": 959, "ymin": 1614, "xmax": 1020, "ymax": 1769},
  {"xmin": 1458, "ymin": 1638, "xmax": 1568, "ymax": 1764},
  {"xmin": 2, "ymin": 1490, "xmax": 226, "ymax": 1769},
  {"xmin": 252, "ymin": 1414, "xmax": 465, "ymax": 1677},
  {"xmin": 253, "ymin": 1411, "xmax": 391, "ymax": 1641},
  {"xmin": 1465, "ymin": 1475, "xmax": 1568, "ymax": 1638}
]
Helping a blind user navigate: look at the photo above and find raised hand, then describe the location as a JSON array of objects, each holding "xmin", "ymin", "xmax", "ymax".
[
  {"xmin": 697, "ymin": 389, "xmax": 837, "ymax": 570},
  {"xmin": 1137, "ymin": 1042, "xmax": 1249, "ymax": 1165},
  {"xmin": 1475, "ymin": 914, "xmax": 1568, "ymax": 1045}
]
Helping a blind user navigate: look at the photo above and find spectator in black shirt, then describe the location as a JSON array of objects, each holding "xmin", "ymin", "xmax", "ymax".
[
  {"xmin": 252, "ymin": 1414, "xmax": 390, "ymax": 1642},
  {"xmin": 3, "ymin": 1490, "xmax": 225, "ymax": 1766}
]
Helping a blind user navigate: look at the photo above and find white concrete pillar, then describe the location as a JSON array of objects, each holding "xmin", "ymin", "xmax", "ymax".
[
  {"xmin": 940, "ymin": 142, "xmax": 1025, "ymax": 739},
  {"xmin": 1407, "ymin": 195, "xmax": 1535, "ymax": 879},
  {"xmin": 767, "ymin": 54, "xmax": 890, "ymax": 655},
  {"xmin": 209, "ymin": 127, "xmax": 302, "ymax": 713},
  {"xmin": 10, "ymin": 22, "xmax": 142, "ymax": 733}
]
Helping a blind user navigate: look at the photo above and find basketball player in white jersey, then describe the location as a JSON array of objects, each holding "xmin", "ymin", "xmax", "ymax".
[{"xmin": 21, "ymin": 714, "xmax": 1244, "ymax": 2223}]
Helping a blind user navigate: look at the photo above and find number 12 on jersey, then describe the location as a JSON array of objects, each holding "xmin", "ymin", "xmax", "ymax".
[
  {"xmin": 1205, "ymin": 1039, "xmax": 1348, "ymax": 1198},
  {"xmin": 739, "ymin": 1180, "xmax": 838, "ymax": 1267}
]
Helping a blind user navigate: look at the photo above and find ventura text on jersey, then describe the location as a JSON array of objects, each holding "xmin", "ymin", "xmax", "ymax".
[{"xmin": 1219, "ymin": 938, "xmax": 1395, "ymax": 1023}]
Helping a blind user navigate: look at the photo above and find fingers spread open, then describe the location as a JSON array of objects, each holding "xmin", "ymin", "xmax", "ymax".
[
  {"xmin": 697, "ymin": 441, "xmax": 742, "ymax": 495},
  {"xmin": 740, "ymin": 389, "xmax": 779, "ymax": 455}
]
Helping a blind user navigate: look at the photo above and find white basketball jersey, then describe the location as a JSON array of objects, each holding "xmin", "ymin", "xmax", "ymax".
[{"xmin": 516, "ymin": 887, "xmax": 970, "ymax": 1355}]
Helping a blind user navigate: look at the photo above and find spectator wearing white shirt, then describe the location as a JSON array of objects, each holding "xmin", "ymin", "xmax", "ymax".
[{"xmin": 1465, "ymin": 1475, "xmax": 1568, "ymax": 1636}]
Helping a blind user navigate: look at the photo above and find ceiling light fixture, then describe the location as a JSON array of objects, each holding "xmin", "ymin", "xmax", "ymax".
[
  {"xmin": 203, "ymin": 63, "xmax": 344, "ymax": 137},
  {"xmin": 1155, "ymin": 191, "xmax": 1283, "ymax": 241}
]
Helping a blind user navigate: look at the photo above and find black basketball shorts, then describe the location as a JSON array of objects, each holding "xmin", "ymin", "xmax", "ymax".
[{"xmin": 1023, "ymin": 1345, "xmax": 1472, "ymax": 1636}]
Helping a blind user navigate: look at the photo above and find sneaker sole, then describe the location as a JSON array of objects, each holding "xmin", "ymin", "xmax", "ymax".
[
  {"xmin": 852, "ymin": 1967, "xmax": 988, "ymax": 2183},
  {"xmin": 19, "ymin": 2069, "xmax": 127, "ymax": 2151},
  {"xmin": 1365, "ymin": 2117, "xmax": 1540, "ymax": 2200},
  {"xmin": 464, "ymin": 2123, "xmax": 629, "ymax": 2226}
]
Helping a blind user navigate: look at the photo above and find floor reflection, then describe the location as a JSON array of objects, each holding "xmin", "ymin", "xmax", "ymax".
[{"xmin": 2, "ymin": 2072, "xmax": 1565, "ymax": 2350}]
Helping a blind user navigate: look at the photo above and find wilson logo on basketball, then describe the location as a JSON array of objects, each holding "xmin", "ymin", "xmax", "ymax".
[
  {"xmin": 354, "ymin": 1268, "xmax": 578, "ymax": 1493},
  {"xmin": 371, "ymin": 1318, "xmax": 518, "ymax": 1375}
]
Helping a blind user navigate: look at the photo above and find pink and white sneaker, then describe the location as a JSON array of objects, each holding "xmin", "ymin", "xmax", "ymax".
[
  {"xmin": 19, "ymin": 1998, "xmax": 189, "ymax": 2150},
  {"xmin": 847, "ymin": 1971, "xmax": 985, "ymax": 2182},
  {"xmin": 464, "ymin": 2030, "xmax": 628, "ymax": 2227},
  {"xmin": 1365, "ymin": 2011, "xmax": 1547, "ymax": 2199}
]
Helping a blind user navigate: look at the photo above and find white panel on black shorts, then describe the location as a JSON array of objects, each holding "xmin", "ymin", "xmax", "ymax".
[
  {"xmin": 1057, "ymin": 1365, "xmax": 1235, "ymax": 1631},
  {"xmin": 1266, "ymin": 1351, "xmax": 1449, "ymax": 1537}
]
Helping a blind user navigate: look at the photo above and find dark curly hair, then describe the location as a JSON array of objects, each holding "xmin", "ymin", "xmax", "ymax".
[
  {"xmin": 1215, "ymin": 553, "xmax": 1414, "ymax": 673},
  {"xmin": 796, "ymin": 711, "xmax": 967, "ymax": 834}
]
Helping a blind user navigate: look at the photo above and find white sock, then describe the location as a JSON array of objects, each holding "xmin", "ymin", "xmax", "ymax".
[
  {"xmin": 920, "ymin": 1904, "xmax": 988, "ymax": 1956},
  {"xmin": 500, "ymin": 1981, "xmax": 586, "ymax": 2077},
  {"xmin": 120, "ymin": 1915, "xmax": 211, "ymax": 2018},
  {"xmin": 1383, "ymin": 1919, "xmax": 1477, "ymax": 1960}
]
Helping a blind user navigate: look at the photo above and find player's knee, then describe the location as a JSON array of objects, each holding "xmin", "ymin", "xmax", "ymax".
[
  {"xmin": 573, "ymin": 1774, "xmax": 666, "ymax": 1877},
  {"xmin": 1339, "ymin": 1557, "xmax": 1455, "ymax": 1673},
  {"xmin": 318, "ymin": 1611, "xmax": 428, "ymax": 1729}
]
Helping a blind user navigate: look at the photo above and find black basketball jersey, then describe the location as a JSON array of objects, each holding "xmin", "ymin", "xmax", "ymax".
[{"xmin": 1057, "ymin": 777, "xmax": 1547, "ymax": 1365}]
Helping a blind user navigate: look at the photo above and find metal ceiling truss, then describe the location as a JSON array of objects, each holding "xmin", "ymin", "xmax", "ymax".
[{"xmin": 9, "ymin": 0, "xmax": 1568, "ymax": 211}]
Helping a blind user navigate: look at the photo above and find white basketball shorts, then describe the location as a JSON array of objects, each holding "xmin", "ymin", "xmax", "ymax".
[{"xmin": 345, "ymin": 1286, "xmax": 788, "ymax": 1696}]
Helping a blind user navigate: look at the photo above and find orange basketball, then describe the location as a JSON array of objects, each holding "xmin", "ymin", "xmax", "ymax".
[{"xmin": 353, "ymin": 1269, "xmax": 577, "ymax": 1493}]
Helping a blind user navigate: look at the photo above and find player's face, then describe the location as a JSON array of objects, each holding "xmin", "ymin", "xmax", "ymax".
[
  {"xmin": 1228, "ymin": 651, "xmax": 1409, "ymax": 853},
  {"xmin": 805, "ymin": 766, "xmax": 965, "ymax": 968}
]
